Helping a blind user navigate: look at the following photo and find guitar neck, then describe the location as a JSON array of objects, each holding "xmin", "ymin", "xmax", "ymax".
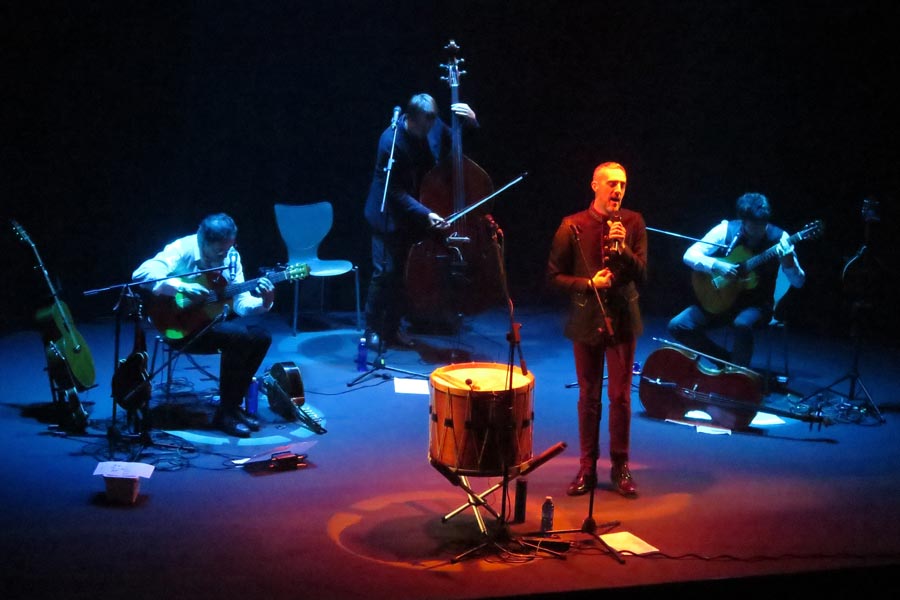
[
  {"xmin": 743, "ymin": 230, "xmax": 804, "ymax": 273},
  {"xmin": 17, "ymin": 222, "xmax": 76, "ymax": 333},
  {"xmin": 217, "ymin": 269, "xmax": 291, "ymax": 302}
]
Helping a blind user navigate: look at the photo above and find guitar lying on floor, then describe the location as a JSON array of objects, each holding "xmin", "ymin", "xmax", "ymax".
[
  {"xmin": 144, "ymin": 263, "xmax": 309, "ymax": 340},
  {"xmin": 691, "ymin": 220, "xmax": 824, "ymax": 314}
]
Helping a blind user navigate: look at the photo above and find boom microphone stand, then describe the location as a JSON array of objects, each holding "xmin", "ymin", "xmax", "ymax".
[
  {"xmin": 536, "ymin": 223, "xmax": 625, "ymax": 563},
  {"xmin": 800, "ymin": 199, "xmax": 884, "ymax": 423},
  {"xmin": 347, "ymin": 106, "xmax": 429, "ymax": 387},
  {"xmin": 85, "ymin": 266, "xmax": 231, "ymax": 457},
  {"xmin": 443, "ymin": 214, "xmax": 567, "ymax": 563}
]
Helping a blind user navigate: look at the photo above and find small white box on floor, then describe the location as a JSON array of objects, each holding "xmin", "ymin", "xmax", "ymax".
[{"xmin": 93, "ymin": 462, "xmax": 155, "ymax": 505}]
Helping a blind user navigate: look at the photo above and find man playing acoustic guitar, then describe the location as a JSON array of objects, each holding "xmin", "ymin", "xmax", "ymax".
[
  {"xmin": 133, "ymin": 213, "xmax": 275, "ymax": 438},
  {"xmin": 668, "ymin": 193, "xmax": 807, "ymax": 367}
]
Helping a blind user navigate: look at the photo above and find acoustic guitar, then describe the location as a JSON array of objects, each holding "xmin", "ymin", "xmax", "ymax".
[
  {"xmin": 12, "ymin": 220, "xmax": 95, "ymax": 431},
  {"xmin": 263, "ymin": 361, "xmax": 326, "ymax": 434},
  {"xmin": 144, "ymin": 263, "xmax": 309, "ymax": 340},
  {"xmin": 691, "ymin": 220, "xmax": 823, "ymax": 314}
]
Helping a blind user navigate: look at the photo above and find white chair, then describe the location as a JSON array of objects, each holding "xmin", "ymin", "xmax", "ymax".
[
  {"xmin": 274, "ymin": 202, "xmax": 361, "ymax": 335},
  {"xmin": 764, "ymin": 266, "xmax": 792, "ymax": 392}
]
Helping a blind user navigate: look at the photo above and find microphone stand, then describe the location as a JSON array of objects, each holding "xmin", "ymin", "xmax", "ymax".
[
  {"xmin": 449, "ymin": 217, "xmax": 567, "ymax": 563},
  {"xmin": 349, "ymin": 109, "xmax": 428, "ymax": 387},
  {"xmin": 538, "ymin": 224, "xmax": 625, "ymax": 564},
  {"xmin": 378, "ymin": 108, "xmax": 400, "ymax": 214},
  {"xmin": 645, "ymin": 225, "xmax": 729, "ymax": 249},
  {"xmin": 84, "ymin": 266, "xmax": 229, "ymax": 458},
  {"xmin": 563, "ymin": 222, "xmax": 727, "ymax": 388}
]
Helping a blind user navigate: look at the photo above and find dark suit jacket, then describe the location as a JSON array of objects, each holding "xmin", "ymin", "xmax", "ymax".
[{"xmin": 547, "ymin": 206, "xmax": 648, "ymax": 345}]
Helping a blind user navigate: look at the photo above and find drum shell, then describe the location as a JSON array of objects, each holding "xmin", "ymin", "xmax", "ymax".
[{"xmin": 428, "ymin": 362, "xmax": 534, "ymax": 476}]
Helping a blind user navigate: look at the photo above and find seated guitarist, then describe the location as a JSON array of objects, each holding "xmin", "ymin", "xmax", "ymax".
[
  {"xmin": 668, "ymin": 193, "xmax": 805, "ymax": 367},
  {"xmin": 132, "ymin": 213, "xmax": 275, "ymax": 438}
]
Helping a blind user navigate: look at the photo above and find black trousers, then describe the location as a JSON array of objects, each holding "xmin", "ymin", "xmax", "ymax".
[
  {"xmin": 364, "ymin": 230, "xmax": 413, "ymax": 337},
  {"xmin": 172, "ymin": 319, "xmax": 271, "ymax": 412}
]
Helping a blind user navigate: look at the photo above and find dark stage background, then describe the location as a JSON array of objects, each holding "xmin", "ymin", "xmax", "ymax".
[{"xmin": 4, "ymin": 1, "xmax": 899, "ymax": 343}]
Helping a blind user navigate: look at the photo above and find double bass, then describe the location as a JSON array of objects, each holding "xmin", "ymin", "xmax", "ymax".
[
  {"xmin": 405, "ymin": 40, "xmax": 504, "ymax": 333},
  {"xmin": 638, "ymin": 344, "xmax": 828, "ymax": 430}
]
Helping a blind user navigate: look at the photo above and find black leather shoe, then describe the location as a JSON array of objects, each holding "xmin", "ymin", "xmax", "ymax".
[
  {"xmin": 566, "ymin": 469, "xmax": 597, "ymax": 496},
  {"xmin": 212, "ymin": 410, "xmax": 251, "ymax": 438},
  {"xmin": 611, "ymin": 463, "xmax": 637, "ymax": 497},
  {"xmin": 236, "ymin": 408, "xmax": 261, "ymax": 432}
]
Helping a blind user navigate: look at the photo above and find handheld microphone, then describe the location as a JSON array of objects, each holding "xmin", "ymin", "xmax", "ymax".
[
  {"xmin": 391, "ymin": 106, "xmax": 401, "ymax": 129},
  {"xmin": 227, "ymin": 247, "xmax": 238, "ymax": 281},
  {"xmin": 609, "ymin": 211, "xmax": 622, "ymax": 253}
]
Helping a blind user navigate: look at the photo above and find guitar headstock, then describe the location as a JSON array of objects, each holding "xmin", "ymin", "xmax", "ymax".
[
  {"xmin": 286, "ymin": 263, "xmax": 310, "ymax": 281},
  {"xmin": 799, "ymin": 219, "xmax": 824, "ymax": 241},
  {"xmin": 10, "ymin": 220, "xmax": 35, "ymax": 248}
]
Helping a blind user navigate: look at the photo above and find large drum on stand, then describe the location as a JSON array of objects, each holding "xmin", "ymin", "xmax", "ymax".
[{"xmin": 428, "ymin": 362, "xmax": 534, "ymax": 477}]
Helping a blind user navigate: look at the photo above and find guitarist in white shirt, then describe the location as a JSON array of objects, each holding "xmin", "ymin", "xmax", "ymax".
[
  {"xmin": 667, "ymin": 193, "xmax": 805, "ymax": 367},
  {"xmin": 133, "ymin": 213, "xmax": 275, "ymax": 438}
]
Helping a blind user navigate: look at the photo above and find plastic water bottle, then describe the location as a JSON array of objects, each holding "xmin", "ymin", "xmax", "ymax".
[
  {"xmin": 356, "ymin": 337, "xmax": 368, "ymax": 371},
  {"xmin": 540, "ymin": 496, "xmax": 554, "ymax": 532},
  {"xmin": 245, "ymin": 377, "xmax": 259, "ymax": 415}
]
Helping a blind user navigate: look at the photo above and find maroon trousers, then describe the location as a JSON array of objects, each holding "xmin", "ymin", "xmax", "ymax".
[{"xmin": 572, "ymin": 336, "xmax": 637, "ymax": 471}]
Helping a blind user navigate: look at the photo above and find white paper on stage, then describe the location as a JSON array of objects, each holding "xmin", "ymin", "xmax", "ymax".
[
  {"xmin": 599, "ymin": 531, "xmax": 659, "ymax": 555},
  {"xmin": 93, "ymin": 461, "xmax": 155, "ymax": 479},
  {"xmin": 394, "ymin": 378, "xmax": 429, "ymax": 395}
]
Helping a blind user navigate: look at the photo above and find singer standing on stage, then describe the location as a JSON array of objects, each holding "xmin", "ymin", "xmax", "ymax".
[
  {"xmin": 362, "ymin": 93, "xmax": 476, "ymax": 349},
  {"xmin": 547, "ymin": 162, "xmax": 647, "ymax": 497},
  {"xmin": 132, "ymin": 213, "xmax": 275, "ymax": 438},
  {"xmin": 667, "ymin": 192, "xmax": 805, "ymax": 366}
]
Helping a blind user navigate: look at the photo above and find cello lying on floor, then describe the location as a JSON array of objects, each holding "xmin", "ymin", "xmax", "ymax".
[{"xmin": 638, "ymin": 344, "xmax": 828, "ymax": 430}]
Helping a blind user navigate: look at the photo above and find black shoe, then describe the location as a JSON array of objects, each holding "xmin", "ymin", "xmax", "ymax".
[
  {"xmin": 611, "ymin": 463, "xmax": 637, "ymax": 497},
  {"xmin": 212, "ymin": 410, "xmax": 251, "ymax": 438},
  {"xmin": 566, "ymin": 468, "xmax": 597, "ymax": 496},
  {"xmin": 235, "ymin": 408, "xmax": 261, "ymax": 432}
]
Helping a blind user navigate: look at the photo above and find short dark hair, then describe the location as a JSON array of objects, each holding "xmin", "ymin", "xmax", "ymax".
[
  {"xmin": 198, "ymin": 213, "xmax": 237, "ymax": 244},
  {"xmin": 735, "ymin": 193, "xmax": 771, "ymax": 221}
]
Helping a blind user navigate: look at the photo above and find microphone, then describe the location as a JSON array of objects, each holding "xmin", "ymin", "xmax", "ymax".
[
  {"xmin": 390, "ymin": 106, "xmax": 401, "ymax": 129},
  {"xmin": 724, "ymin": 232, "xmax": 741, "ymax": 256},
  {"xmin": 568, "ymin": 224, "xmax": 581, "ymax": 240},
  {"xmin": 227, "ymin": 247, "xmax": 238, "ymax": 281},
  {"xmin": 609, "ymin": 211, "xmax": 622, "ymax": 253}
]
